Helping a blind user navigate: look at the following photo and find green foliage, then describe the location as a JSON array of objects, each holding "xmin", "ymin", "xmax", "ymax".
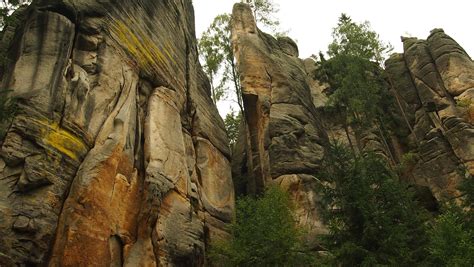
[
  {"xmin": 401, "ymin": 151, "xmax": 419, "ymax": 165},
  {"xmin": 198, "ymin": 1, "xmax": 280, "ymax": 109},
  {"xmin": 318, "ymin": 142, "xmax": 429, "ymax": 266},
  {"xmin": 198, "ymin": 14, "xmax": 231, "ymax": 104},
  {"xmin": 210, "ymin": 186, "xmax": 315, "ymax": 266},
  {"xmin": 426, "ymin": 204, "xmax": 474, "ymax": 266},
  {"xmin": 459, "ymin": 171, "xmax": 474, "ymax": 211},
  {"xmin": 224, "ymin": 110, "xmax": 241, "ymax": 148},
  {"xmin": 396, "ymin": 151, "xmax": 419, "ymax": 174},
  {"xmin": 456, "ymin": 98, "xmax": 472, "ymax": 108},
  {"xmin": 327, "ymin": 14, "xmax": 391, "ymax": 63},
  {"xmin": 242, "ymin": 0, "xmax": 280, "ymax": 30},
  {"xmin": 198, "ymin": 13, "xmax": 243, "ymax": 111},
  {"xmin": 0, "ymin": 0, "xmax": 26, "ymax": 29},
  {"xmin": 316, "ymin": 14, "xmax": 392, "ymax": 129},
  {"xmin": 425, "ymin": 173, "xmax": 474, "ymax": 266}
]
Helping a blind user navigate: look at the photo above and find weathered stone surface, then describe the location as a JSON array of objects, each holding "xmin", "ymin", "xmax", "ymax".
[
  {"xmin": 232, "ymin": 4, "xmax": 472, "ymax": 254},
  {"xmin": 231, "ymin": 2, "xmax": 328, "ymax": 247},
  {"xmin": 0, "ymin": 0, "xmax": 233, "ymax": 266},
  {"xmin": 427, "ymin": 29, "xmax": 474, "ymax": 97},
  {"xmin": 386, "ymin": 30, "xmax": 474, "ymax": 201},
  {"xmin": 270, "ymin": 174, "xmax": 326, "ymax": 249}
]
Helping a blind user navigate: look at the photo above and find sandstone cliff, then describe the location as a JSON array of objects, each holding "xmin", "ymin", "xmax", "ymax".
[
  {"xmin": 385, "ymin": 29, "xmax": 474, "ymax": 200},
  {"xmin": 0, "ymin": 0, "xmax": 234, "ymax": 266},
  {"xmin": 231, "ymin": 3, "xmax": 329, "ymax": 248},
  {"xmin": 231, "ymin": 3, "xmax": 473, "ymax": 250},
  {"xmin": 0, "ymin": 0, "xmax": 473, "ymax": 265}
]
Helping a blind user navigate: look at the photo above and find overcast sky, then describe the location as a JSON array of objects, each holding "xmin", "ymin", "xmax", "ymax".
[
  {"xmin": 193, "ymin": 0, "xmax": 473, "ymax": 116},
  {"xmin": 194, "ymin": 0, "xmax": 473, "ymax": 58}
]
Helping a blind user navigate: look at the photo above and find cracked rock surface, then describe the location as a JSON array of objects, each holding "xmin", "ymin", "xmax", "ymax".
[{"xmin": 0, "ymin": 0, "xmax": 234, "ymax": 265}]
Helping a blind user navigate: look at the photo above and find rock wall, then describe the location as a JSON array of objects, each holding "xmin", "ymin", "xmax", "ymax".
[
  {"xmin": 231, "ymin": 3, "xmax": 328, "ymax": 248},
  {"xmin": 0, "ymin": 0, "xmax": 234, "ymax": 266},
  {"xmin": 385, "ymin": 29, "xmax": 474, "ymax": 201},
  {"xmin": 231, "ymin": 3, "xmax": 473, "ymax": 249}
]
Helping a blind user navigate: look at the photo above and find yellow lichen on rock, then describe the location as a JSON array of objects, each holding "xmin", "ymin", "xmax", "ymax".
[
  {"xmin": 108, "ymin": 16, "xmax": 176, "ymax": 76},
  {"xmin": 32, "ymin": 119, "xmax": 87, "ymax": 161}
]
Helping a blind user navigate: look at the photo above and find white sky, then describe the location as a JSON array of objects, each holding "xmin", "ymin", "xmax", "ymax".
[{"xmin": 193, "ymin": 0, "xmax": 474, "ymax": 116}]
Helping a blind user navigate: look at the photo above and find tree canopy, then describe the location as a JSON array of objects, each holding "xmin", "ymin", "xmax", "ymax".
[
  {"xmin": 243, "ymin": 0, "xmax": 280, "ymax": 30},
  {"xmin": 198, "ymin": 14, "xmax": 230, "ymax": 104},
  {"xmin": 198, "ymin": 13, "xmax": 243, "ymax": 111},
  {"xmin": 0, "ymin": 0, "xmax": 27, "ymax": 29},
  {"xmin": 318, "ymin": 142, "xmax": 429, "ymax": 266},
  {"xmin": 316, "ymin": 14, "xmax": 392, "ymax": 128},
  {"xmin": 209, "ymin": 186, "xmax": 314, "ymax": 266},
  {"xmin": 425, "ymin": 175, "xmax": 474, "ymax": 266},
  {"xmin": 223, "ymin": 109, "xmax": 242, "ymax": 148}
]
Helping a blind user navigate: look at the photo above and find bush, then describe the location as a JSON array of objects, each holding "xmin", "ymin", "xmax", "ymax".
[
  {"xmin": 318, "ymin": 142, "xmax": 429, "ymax": 266},
  {"xmin": 426, "ymin": 204, "xmax": 474, "ymax": 266},
  {"xmin": 209, "ymin": 186, "xmax": 315, "ymax": 266},
  {"xmin": 426, "ymin": 175, "xmax": 474, "ymax": 266}
]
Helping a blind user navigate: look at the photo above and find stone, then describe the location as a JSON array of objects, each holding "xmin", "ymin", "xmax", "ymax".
[
  {"xmin": 386, "ymin": 30, "xmax": 474, "ymax": 201},
  {"xmin": 0, "ymin": 0, "xmax": 234, "ymax": 265},
  {"xmin": 231, "ymin": 2, "xmax": 328, "ymax": 249}
]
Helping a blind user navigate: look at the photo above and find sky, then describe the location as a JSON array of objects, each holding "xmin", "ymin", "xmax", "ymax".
[{"xmin": 194, "ymin": 0, "xmax": 474, "ymax": 116}]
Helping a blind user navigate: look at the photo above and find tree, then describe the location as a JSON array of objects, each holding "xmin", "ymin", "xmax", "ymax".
[
  {"xmin": 243, "ymin": 0, "xmax": 280, "ymax": 31},
  {"xmin": 198, "ymin": 16, "xmax": 226, "ymax": 104},
  {"xmin": 0, "ymin": 0, "xmax": 28, "ymax": 29},
  {"xmin": 209, "ymin": 186, "xmax": 314, "ymax": 266},
  {"xmin": 198, "ymin": 14, "xmax": 243, "ymax": 112},
  {"xmin": 224, "ymin": 109, "xmax": 242, "ymax": 148},
  {"xmin": 318, "ymin": 142, "xmax": 429, "ymax": 266},
  {"xmin": 426, "ymin": 174, "xmax": 474, "ymax": 266},
  {"xmin": 198, "ymin": 0, "xmax": 280, "ymax": 111},
  {"xmin": 316, "ymin": 14, "xmax": 396, "ymax": 164},
  {"xmin": 426, "ymin": 204, "xmax": 474, "ymax": 266},
  {"xmin": 316, "ymin": 14, "xmax": 392, "ymax": 129}
]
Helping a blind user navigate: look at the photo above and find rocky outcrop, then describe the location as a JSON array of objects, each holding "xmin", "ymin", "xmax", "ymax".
[
  {"xmin": 385, "ymin": 29, "xmax": 474, "ymax": 201},
  {"xmin": 231, "ymin": 3, "xmax": 473, "ymax": 250},
  {"xmin": 231, "ymin": 3, "xmax": 328, "ymax": 247},
  {"xmin": 0, "ymin": 0, "xmax": 234, "ymax": 266}
]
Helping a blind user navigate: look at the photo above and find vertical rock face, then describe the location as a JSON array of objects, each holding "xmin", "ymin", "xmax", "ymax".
[
  {"xmin": 0, "ymin": 0, "xmax": 234, "ymax": 266},
  {"xmin": 231, "ymin": 3, "xmax": 328, "ymax": 247},
  {"xmin": 386, "ymin": 29, "xmax": 474, "ymax": 200}
]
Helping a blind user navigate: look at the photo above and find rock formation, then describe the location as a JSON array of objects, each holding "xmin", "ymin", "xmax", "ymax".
[
  {"xmin": 0, "ymin": 0, "xmax": 234, "ymax": 266},
  {"xmin": 231, "ymin": 3, "xmax": 329, "ymax": 248},
  {"xmin": 0, "ymin": 0, "xmax": 472, "ymax": 265},
  {"xmin": 231, "ymin": 3, "xmax": 473, "ymax": 250},
  {"xmin": 385, "ymin": 29, "xmax": 474, "ymax": 200}
]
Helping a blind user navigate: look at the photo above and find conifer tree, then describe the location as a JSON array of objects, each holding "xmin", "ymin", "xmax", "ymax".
[{"xmin": 318, "ymin": 142, "xmax": 429, "ymax": 266}]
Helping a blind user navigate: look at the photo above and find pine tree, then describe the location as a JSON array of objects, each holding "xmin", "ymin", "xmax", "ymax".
[
  {"xmin": 316, "ymin": 14, "xmax": 392, "ymax": 129},
  {"xmin": 318, "ymin": 142, "xmax": 429, "ymax": 266}
]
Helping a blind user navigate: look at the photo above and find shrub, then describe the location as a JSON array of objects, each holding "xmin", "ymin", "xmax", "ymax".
[
  {"xmin": 209, "ymin": 186, "xmax": 315, "ymax": 266},
  {"xmin": 318, "ymin": 142, "xmax": 429, "ymax": 266}
]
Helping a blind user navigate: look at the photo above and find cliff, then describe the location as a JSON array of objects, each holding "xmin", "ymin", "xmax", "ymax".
[
  {"xmin": 0, "ymin": 0, "xmax": 234, "ymax": 266},
  {"xmin": 0, "ymin": 1, "xmax": 473, "ymax": 265},
  {"xmin": 231, "ymin": 3, "xmax": 473, "ymax": 248},
  {"xmin": 231, "ymin": 3, "xmax": 329, "ymax": 248},
  {"xmin": 385, "ymin": 29, "xmax": 474, "ymax": 200}
]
